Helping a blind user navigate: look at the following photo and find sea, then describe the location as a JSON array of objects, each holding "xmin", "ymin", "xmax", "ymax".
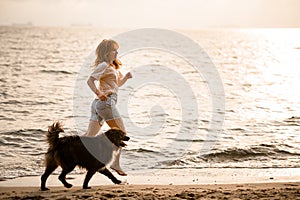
[{"xmin": 0, "ymin": 26, "xmax": 299, "ymax": 180}]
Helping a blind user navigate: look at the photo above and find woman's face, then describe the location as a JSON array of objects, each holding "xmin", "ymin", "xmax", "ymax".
[{"xmin": 108, "ymin": 43, "xmax": 119, "ymax": 63}]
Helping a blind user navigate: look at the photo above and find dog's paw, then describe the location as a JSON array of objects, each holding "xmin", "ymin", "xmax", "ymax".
[
  {"xmin": 65, "ymin": 183, "xmax": 73, "ymax": 188},
  {"xmin": 83, "ymin": 186, "xmax": 91, "ymax": 189},
  {"xmin": 113, "ymin": 179, "xmax": 122, "ymax": 184},
  {"xmin": 41, "ymin": 187, "xmax": 49, "ymax": 191}
]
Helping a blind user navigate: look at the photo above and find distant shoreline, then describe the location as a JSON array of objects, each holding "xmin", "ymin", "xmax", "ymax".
[{"xmin": 1, "ymin": 24, "xmax": 300, "ymax": 30}]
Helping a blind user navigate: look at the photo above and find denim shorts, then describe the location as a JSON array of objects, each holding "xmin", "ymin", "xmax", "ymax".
[{"xmin": 90, "ymin": 93, "xmax": 121, "ymax": 124}]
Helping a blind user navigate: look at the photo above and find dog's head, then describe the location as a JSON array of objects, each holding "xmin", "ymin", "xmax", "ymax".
[{"xmin": 104, "ymin": 128, "xmax": 130, "ymax": 147}]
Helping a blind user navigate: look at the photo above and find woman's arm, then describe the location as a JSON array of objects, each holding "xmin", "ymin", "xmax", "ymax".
[
  {"xmin": 118, "ymin": 71, "xmax": 132, "ymax": 87},
  {"xmin": 87, "ymin": 76, "xmax": 108, "ymax": 101},
  {"xmin": 88, "ymin": 62, "xmax": 109, "ymax": 100}
]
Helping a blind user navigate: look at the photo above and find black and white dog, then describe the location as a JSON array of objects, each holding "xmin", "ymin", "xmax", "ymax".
[{"xmin": 41, "ymin": 122, "xmax": 129, "ymax": 190}]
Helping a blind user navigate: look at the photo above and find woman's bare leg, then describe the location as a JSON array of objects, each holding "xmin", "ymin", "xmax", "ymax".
[
  {"xmin": 84, "ymin": 120, "xmax": 102, "ymax": 136},
  {"xmin": 106, "ymin": 118, "xmax": 125, "ymax": 133},
  {"xmin": 106, "ymin": 118, "xmax": 127, "ymax": 176}
]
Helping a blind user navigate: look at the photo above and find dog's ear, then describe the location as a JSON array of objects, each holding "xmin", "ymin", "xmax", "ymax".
[
  {"xmin": 104, "ymin": 129, "xmax": 121, "ymax": 147},
  {"xmin": 111, "ymin": 128, "xmax": 126, "ymax": 136},
  {"xmin": 105, "ymin": 128, "xmax": 125, "ymax": 135}
]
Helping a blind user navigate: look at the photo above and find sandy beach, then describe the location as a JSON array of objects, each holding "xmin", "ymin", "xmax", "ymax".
[
  {"xmin": 1, "ymin": 182, "xmax": 299, "ymax": 199},
  {"xmin": 1, "ymin": 168, "xmax": 299, "ymax": 199}
]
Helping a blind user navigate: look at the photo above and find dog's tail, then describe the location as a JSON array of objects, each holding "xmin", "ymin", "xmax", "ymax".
[{"xmin": 47, "ymin": 121, "xmax": 64, "ymax": 149}]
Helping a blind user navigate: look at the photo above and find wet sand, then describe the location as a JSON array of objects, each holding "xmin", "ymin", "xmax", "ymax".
[{"xmin": 1, "ymin": 182, "xmax": 299, "ymax": 199}]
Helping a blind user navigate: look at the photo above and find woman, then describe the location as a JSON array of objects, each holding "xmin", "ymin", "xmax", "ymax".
[{"xmin": 86, "ymin": 39, "xmax": 132, "ymax": 176}]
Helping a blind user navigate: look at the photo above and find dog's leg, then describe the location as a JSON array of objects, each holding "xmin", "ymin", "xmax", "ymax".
[
  {"xmin": 83, "ymin": 169, "xmax": 97, "ymax": 189},
  {"xmin": 58, "ymin": 165, "xmax": 75, "ymax": 189},
  {"xmin": 99, "ymin": 167, "xmax": 121, "ymax": 184},
  {"xmin": 41, "ymin": 163, "xmax": 58, "ymax": 191}
]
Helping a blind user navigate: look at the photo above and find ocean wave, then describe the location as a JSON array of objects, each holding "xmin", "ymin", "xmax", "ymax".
[
  {"xmin": 39, "ymin": 69, "xmax": 74, "ymax": 75},
  {"xmin": 0, "ymin": 116, "xmax": 16, "ymax": 121},
  {"xmin": 173, "ymin": 138, "xmax": 205, "ymax": 142},
  {"xmin": 152, "ymin": 144, "xmax": 300, "ymax": 169},
  {"xmin": 283, "ymin": 116, "xmax": 300, "ymax": 126},
  {"xmin": 1, "ymin": 100, "xmax": 23, "ymax": 105},
  {"xmin": 127, "ymin": 148, "xmax": 160, "ymax": 154},
  {"xmin": 157, "ymin": 159, "xmax": 188, "ymax": 167},
  {"xmin": 0, "ymin": 129, "xmax": 46, "ymax": 137},
  {"xmin": 199, "ymin": 144, "xmax": 299, "ymax": 162},
  {"xmin": 0, "ymin": 129, "xmax": 46, "ymax": 150}
]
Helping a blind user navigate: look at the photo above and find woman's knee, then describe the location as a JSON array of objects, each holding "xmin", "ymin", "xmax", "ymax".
[{"xmin": 106, "ymin": 118, "xmax": 126, "ymax": 133}]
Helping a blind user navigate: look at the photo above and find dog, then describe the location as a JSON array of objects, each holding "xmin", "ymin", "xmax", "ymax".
[{"xmin": 40, "ymin": 122, "xmax": 130, "ymax": 191}]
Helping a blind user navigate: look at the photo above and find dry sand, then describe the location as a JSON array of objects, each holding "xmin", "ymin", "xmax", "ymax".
[{"xmin": 1, "ymin": 182, "xmax": 300, "ymax": 200}]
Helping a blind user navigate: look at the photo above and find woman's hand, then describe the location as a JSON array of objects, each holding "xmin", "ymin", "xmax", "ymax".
[
  {"xmin": 125, "ymin": 72, "xmax": 132, "ymax": 79},
  {"xmin": 95, "ymin": 90, "xmax": 108, "ymax": 101},
  {"xmin": 118, "ymin": 72, "xmax": 132, "ymax": 87}
]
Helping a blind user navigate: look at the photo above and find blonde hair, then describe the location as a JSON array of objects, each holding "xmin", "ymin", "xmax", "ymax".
[
  {"xmin": 94, "ymin": 39, "xmax": 119, "ymax": 67},
  {"xmin": 112, "ymin": 58, "xmax": 122, "ymax": 69}
]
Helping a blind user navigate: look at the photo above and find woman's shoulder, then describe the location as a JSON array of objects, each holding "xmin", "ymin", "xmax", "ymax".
[
  {"xmin": 93, "ymin": 61, "xmax": 109, "ymax": 71},
  {"xmin": 96, "ymin": 61, "xmax": 109, "ymax": 68}
]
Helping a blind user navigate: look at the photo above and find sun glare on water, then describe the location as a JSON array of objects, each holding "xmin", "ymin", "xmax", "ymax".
[{"xmin": 239, "ymin": 29, "xmax": 300, "ymax": 119}]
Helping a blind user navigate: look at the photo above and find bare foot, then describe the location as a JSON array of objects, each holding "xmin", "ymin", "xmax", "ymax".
[{"xmin": 111, "ymin": 167, "xmax": 127, "ymax": 176}]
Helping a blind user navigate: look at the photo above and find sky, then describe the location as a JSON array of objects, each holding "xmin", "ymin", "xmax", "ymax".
[{"xmin": 0, "ymin": 0, "xmax": 300, "ymax": 28}]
